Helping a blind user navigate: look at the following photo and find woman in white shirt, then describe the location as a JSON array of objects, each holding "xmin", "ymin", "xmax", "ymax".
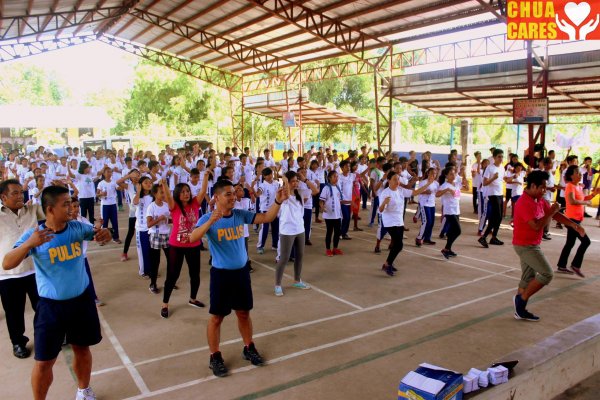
[
  {"xmin": 117, "ymin": 169, "xmax": 141, "ymax": 261},
  {"xmin": 319, "ymin": 170, "xmax": 343, "ymax": 257},
  {"xmin": 379, "ymin": 171, "xmax": 435, "ymax": 276},
  {"xmin": 506, "ymin": 163, "xmax": 525, "ymax": 222},
  {"xmin": 134, "ymin": 176, "xmax": 154, "ymax": 278},
  {"xmin": 437, "ymin": 167, "xmax": 462, "ymax": 259},
  {"xmin": 70, "ymin": 161, "xmax": 97, "ymax": 224},
  {"xmin": 415, "ymin": 168, "xmax": 439, "ymax": 247},
  {"xmin": 274, "ymin": 171, "xmax": 318, "ymax": 296}
]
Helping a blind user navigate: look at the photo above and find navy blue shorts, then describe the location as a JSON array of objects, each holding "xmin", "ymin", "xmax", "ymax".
[
  {"xmin": 209, "ymin": 266, "xmax": 253, "ymax": 316},
  {"xmin": 34, "ymin": 286, "xmax": 102, "ymax": 361}
]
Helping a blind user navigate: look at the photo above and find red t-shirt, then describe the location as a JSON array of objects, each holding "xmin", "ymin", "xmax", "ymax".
[
  {"xmin": 512, "ymin": 192, "xmax": 549, "ymax": 246},
  {"xmin": 169, "ymin": 198, "xmax": 201, "ymax": 247},
  {"xmin": 565, "ymin": 183, "xmax": 584, "ymax": 221}
]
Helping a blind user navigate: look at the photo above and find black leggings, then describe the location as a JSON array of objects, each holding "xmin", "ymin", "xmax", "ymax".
[
  {"xmin": 79, "ymin": 197, "xmax": 95, "ymax": 224},
  {"xmin": 386, "ymin": 226, "xmax": 405, "ymax": 265},
  {"xmin": 325, "ymin": 218, "xmax": 341, "ymax": 249},
  {"xmin": 149, "ymin": 247, "xmax": 169, "ymax": 286},
  {"xmin": 483, "ymin": 195, "xmax": 502, "ymax": 238},
  {"xmin": 444, "ymin": 215, "xmax": 461, "ymax": 251},
  {"xmin": 163, "ymin": 245, "xmax": 201, "ymax": 304},
  {"xmin": 123, "ymin": 217, "xmax": 136, "ymax": 254},
  {"xmin": 557, "ymin": 219, "xmax": 591, "ymax": 269}
]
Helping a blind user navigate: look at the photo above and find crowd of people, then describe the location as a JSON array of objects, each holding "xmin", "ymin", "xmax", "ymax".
[{"xmin": 0, "ymin": 142, "xmax": 599, "ymax": 399}]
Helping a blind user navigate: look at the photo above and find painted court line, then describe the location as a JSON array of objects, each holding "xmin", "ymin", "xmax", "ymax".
[
  {"xmin": 250, "ymin": 258, "xmax": 364, "ymax": 310},
  {"xmin": 92, "ymin": 267, "xmax": 515, "ymax": 377},
  {"xmin": 121, "ymin": 286, "xmax": 515, "ymax": 399},
  {"xmin": 97, "ymin": 310, "xmax": 150, "ymax": 394}
]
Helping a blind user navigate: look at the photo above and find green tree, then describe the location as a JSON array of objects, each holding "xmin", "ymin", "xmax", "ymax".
[{"xmin": 0, "ymin": 63, "xmax": 68, "ymax": 105}]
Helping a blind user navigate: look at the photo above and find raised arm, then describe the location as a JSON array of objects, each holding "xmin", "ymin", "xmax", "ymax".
[{"xmin": 3, "ymin": 228, "xmax": 53, "ymax": 270}]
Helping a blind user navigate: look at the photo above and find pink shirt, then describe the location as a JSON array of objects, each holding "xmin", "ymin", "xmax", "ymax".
[{"xmin": 169, "ymin": 198, "xmax": 201, "ymax": 247}]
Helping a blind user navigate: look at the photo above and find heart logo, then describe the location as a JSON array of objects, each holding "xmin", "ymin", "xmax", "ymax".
[{"xmin": 564, "ymin": 1, "xmax": 591, "ymax": 26}]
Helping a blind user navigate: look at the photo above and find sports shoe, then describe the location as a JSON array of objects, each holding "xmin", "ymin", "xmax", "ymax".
[
  {"xmin": 305, "ymin": 240, "xmax": 313, "ymax": 246},
  {"xmin": 423, "ymin": 240, "xmax": 436, "ymax": 245},
  {"xmin": 149, "ymin": 284, "xmax": 159, "ymax": 294},
  {"xmin": 242, "ymin": 342, "xmax": 265, "ymax": 366},
  {"xmin": 439, "ymin": 233, "xmax": 446, "ymax": 239},
  {"xmin": 341, "ymin": 235, "xmax": 352, "ymax": 240},
  {"xmin": 556, "ymin": 267, "xmax": 574, "ymax": 275},
  {"xmin": 188, "ymin": 299, "xmax": 205, "ymax": 308},
  {"xmin": 441, "ymin": 249, "xmax": 451, "ymax": 259},
  {"xmin": 271, "ymin": 246, "xmax": 277, "ymax": 251},
  {"xmin": 415, "ymin": 238, "xmax": 423, "ymax": 247},
  {"xmin": 209, "ymin": 351, "xmax": 228, "ymax": 377},
  {"xmin": 489, "ymin": 237, "xmax": 504, "ymax": 245},
  {"xmin": 120, "ymin": 253, "xmax": 128, "ymax": 262},
  {"xmin": 333, "ymin": 248, "xmax": 343, "ymax": 255},
  {"xmin": 112, "ymin": 239, "xmax": 122, "ymax": 244},
  {"xmin": 274, "ymin": 286, "xmax": 284, "ymax": 296},
  {"xmin": 514, "ymin": 309, "xmax": 540, "ymax": 322},
  {"xmin": 570, "ymin": 266, "xmax": 585, "ymax": 278},
  {"xmin": 292, "ymin": 281, "xmax": 311, "ymax": 290},
  {"xmin": 542, "ymin": 233, "xmax": 552, "ymax": 241},
  {"xmin": 76, "ymin": 387, "xmax": 97, "ymax": 400},
  {"xmin": 478, "ymin": 237, "xmax": 489, "ymax": 248},
  {"xmin": 140, "ymin": 273, "xmax": 149, "ymax": 280},
  {"xmin": 390, "ymin": 264, "xmax": 398, "ymax": 272},
  {"xmin": 353, "ymin": 227, "xmax": 363, "ymax": 231},
  {"xmin": 326, "ymin": 249, "xmax": 333, "ymax": 257},
  {"xmin": 448, "ymin": 250, "xmax": 458, "ymax": 257},
  {"xmin": 160, "ymin": 307, "xmax": 169, "ymax": 319},
  {"xmin": 257, "ymin": 247, "xmax": 264, "ymax": 254},
  {"xmin": 374, "ymin": 246, "xmax": 381, "ymax": 253},
  {"xmin": 382, "ymin": 264, "xmax": 394, "ymax": 277}
]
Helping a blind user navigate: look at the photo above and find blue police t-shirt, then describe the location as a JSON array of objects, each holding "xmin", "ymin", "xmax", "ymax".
[
  {"xmin": 197, "ymin": 209, "xmax": 256, "ymax": 270},
  {"xmin": 14, "ymin": 220, "xmax": 95, "ymax": 300}
]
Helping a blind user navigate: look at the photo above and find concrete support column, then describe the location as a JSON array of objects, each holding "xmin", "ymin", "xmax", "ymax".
[{"xmin": 460, "ymin": 119, "xmax": 472, "ymax": 164}]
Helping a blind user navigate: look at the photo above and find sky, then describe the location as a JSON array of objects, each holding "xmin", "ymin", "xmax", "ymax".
[{"xmin": 7, "ymin": 40, "xmax": 139, "ymax": 104}]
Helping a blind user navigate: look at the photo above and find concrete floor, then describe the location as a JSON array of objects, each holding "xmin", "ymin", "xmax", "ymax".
[
  {"xmin": 553, "ymin": 371, "xmax": 600, "ymax": 400},
  {"xmin": 1, "ymin": 196, "xmax": 599, "ymax": 400}
]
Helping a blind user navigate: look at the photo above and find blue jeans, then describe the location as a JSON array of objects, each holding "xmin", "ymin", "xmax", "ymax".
[
  {"xmin": 370, "ymin": 196, "xmax": 379, "ymax": 225},
  {"xmin": 102, "ymin": 204, "xmax": 119, "ymax": 240},
  {"xmin": 341, "ymin": 204, "xmax": 351, "ymax": 236}
]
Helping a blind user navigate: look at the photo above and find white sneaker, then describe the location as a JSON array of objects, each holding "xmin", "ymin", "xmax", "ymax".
[
  {"xmin": 76, "ymin": 387, "xmax": 97, "ymax": 400},
  {"xmin": 274, "ymin": 286, "xmax": 284, "ymax": 296}
]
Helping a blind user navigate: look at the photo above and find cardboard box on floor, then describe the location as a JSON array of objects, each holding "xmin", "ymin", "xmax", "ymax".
[{"xmin": 398, "ymin": 363, "xmax": 463, "ymax": 400}]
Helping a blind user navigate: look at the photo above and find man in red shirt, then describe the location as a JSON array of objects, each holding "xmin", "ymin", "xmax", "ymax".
[{"xmin": 512, "ymin": 170, "xmax": 585, "ymax": 321}]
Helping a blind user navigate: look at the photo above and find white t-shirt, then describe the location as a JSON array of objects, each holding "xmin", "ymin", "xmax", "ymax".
[
  {"xmin": 471, "ymin": 162, "xmax": 482, "ymax": 188},
  {"xmin": 544, "ymin": 171, "xmax": 555, "ymax": 202},
  {"xmin": 511, "ymin": 171, "xmax": 525, "ymax": 197},
  {"xmin": 298, "ymin": 182, "xmax": 313, "ymax": 209},
  {"xmin": 278, "ymin": 196, "xmax": 305, "ymax": 235},
  {"xmin": 258, "ymin": 181, "xmax": 279, "ymax": 211},
  {"xmin": 379, "ymin": 187, "xmax": 404, "ymax": 227},
  {"xmin": 418, "ymin": 180, "xmax": 438, "ymax": 207},
  {"xmin": 482, "ymin": 163, "xmax": 504, "ymax": 197},
  {"xmin": 439, "ymin": 182, "xmax": 461, "ymax": 215},
  {"xmin": 146, "ymin": 201, "xmax": 171, "ymax": 235},
  {"xmin": 400, "ymin": 170, "xmax": 412, "ymax": 198},
  {"xmin": 135, "ymin": 195, "xmax": 153, "ymax": 231},
  {"xmin": 338, "ymin": 173, "xmax": 354, "ymax": 203},
  {"xmin": 319, "ymin": 184, "xmax": 342, "ymax": 219},
  {"xmin": 234, "ymin": 197, "xmax": 252, "ymax": 238},
  {"xmin": 76, "ymin": 172, "xmax": 96, "ymax": 199},
  {"xmin": 29, "ymin": 187, "xmax": 42, "ymax": 204},
  {"xmin": 97, "ymin": 180, "xmax": 118, "ymax": 206}
]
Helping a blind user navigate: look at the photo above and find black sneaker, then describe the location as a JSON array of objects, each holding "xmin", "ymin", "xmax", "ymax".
[
  {"xmin": 441, "ymin": 249, "xmax": 450, "ymax": 259},
  {"xmin": 390, "ymin": 264, "xmax": 398, "ymax": 272},
  {"xmin": 382, "ymin": 264, "xmax": 395, "ymax": 277},
  {"xmin": 514, "ymin": 309, "xmax": 540, "ymax": 322},
  {"xmin": 209, "ymin": 352, "xmax": 229, "ymax": 377},
  {"xmin": 160, "ymin": 307, "xmax": 169, "ymax": 319},
  {"xmin": 448, "ymin": 250, "xmax": 458, "ymax": 257},
  {"xmin": 556, "ymin": 267, "xmax": 574, "ymax": 275},
  {"xmin": 149, "ymin": 284, "xmax": 159, "ymax": 294},
  {"xmin": 374, "ymin": 246, "xmax": 381, "ymax": 254},
  {"xmin": 439, "ymin": 233, "xmax": 446, "ymax": 239},
  {"xmin": 478, "ymin": 237, "xmax": 489, "ymax": 248},
  {"xmin": 542, "ymin": 233, "xmax": 552, "ymax": 241},
  {"xmin": 423, "ymin": 240, "xmax": 436, "ymax": 245},
  {"xmin": 341, "ymin": 235, "xmax": 352, "ymax": 240},
  {"xmin": 242, "ymin": 342, "xmax": 265, "ymax": 366},
  {"xmin": 489, "ymin": 238, "xmax": 504, "ymax": 245},
  {"xmin": 188, "ymin": 300, "xmax": 205, "ymax": 308}
]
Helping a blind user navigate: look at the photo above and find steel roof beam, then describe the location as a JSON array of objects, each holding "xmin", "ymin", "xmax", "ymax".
[
  {"xmin": 0, "ymin": 35, "xmax": 96, "ymax": 62},
  {"xmin": 0, "ymin": 5, "xmax": 131, "ymax": 41},
  {"xmin": 129, "ymin": 8, "xmax": 293, "ymax": 73},
  {"xmin": 129, "ymin": 0, "xmax": 197, "ymax": 42},
  {"xmin": 245, "ymin": 0, "xmax": 388, "ymax": 66},
  {"xmin": 55, "ymin": 0, "xmax": 85, "ymax": 37},
  {"xmin": 73, "ymin": 1, "xmax": 108, "ymax": 35},
  {"xmin": 95, "ymin": 0, "xmax": 142, "ymax": 38},
  {"xmin": 112, "ymin": 0, "xmax": 160, "ymax": 37},
  {"xmin": 142, "ymin": 0, "xmax": 230, "ymax": 46},
  {"xmin": 97, "ymin": 34, "xmax": 241, "ymax": 91},
  {"xmin": 35, "ymin": 0, "xmax": 60, "ymax": 40}
]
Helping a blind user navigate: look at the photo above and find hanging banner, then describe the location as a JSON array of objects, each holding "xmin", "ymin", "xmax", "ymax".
[
  {"xmin": 282, "ymin": 112, "xmax": 296, "ymax": 128},
  {"xmin": 513, "ymin": 98, "xmax": 549, "ymax": 124}
]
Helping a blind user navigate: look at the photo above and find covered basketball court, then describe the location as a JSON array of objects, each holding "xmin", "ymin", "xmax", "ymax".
[{"xmin": 1, "ymin": 1, "xmax": 600, "ymax": 399}]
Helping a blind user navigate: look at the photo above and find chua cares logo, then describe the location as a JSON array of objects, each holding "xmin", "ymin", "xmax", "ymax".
[{"xmin": 507, "ymin": 1, "xmax": 600, "ymax": 40}]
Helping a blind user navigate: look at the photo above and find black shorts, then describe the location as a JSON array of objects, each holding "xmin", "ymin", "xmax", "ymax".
[
  {"xmin": 209, "ymin": 266, "xmax": 253, "ymax": 316},
  {"xmin": 505, "ymin": 188, "xmax": 513, "ymax": 200},
  {"xmin": 34, "ymin": 286, "xmax": 102, "ymax": 361}
]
